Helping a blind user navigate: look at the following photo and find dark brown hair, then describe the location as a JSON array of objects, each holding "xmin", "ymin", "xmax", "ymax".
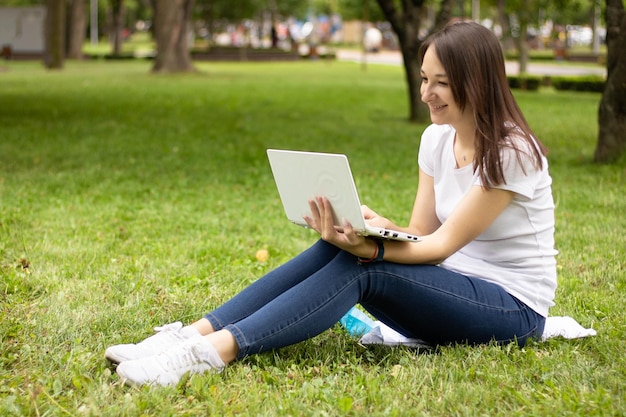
[{"xmin": 418, "ymin": 21, "xmax": 547, "ymax": 187}]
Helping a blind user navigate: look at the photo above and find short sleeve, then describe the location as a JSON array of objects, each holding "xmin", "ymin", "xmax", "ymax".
[
  {"xmin": 475, "ymin": 138, "xmax": 547, "ymax": 200},
  {"xmin": 418, "ymin": 124, "xmax": 453, "ymax": 177}
]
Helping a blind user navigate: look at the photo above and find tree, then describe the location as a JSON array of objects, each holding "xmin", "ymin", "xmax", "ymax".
[
  {"xmin": 500, "ymin": 0, "xmax": 536, "ymax": 75},
  {"xmin": 44, "ymin": 0, "xmax": 66, "ymax": 69},
  {"xmin": 194, "ymin": 0, "xmax": 307, "ymax": 45},
  {"xmin": 595, "ymin": 0, "xmax": 626, "ymax": 162},
  {"xmin": 339, "ymin": 0, "xmax": 385, "ymax": 21},
  {"xmin": 110, "ymin": 0, "xmax": 125, "ymax": 56},
  {"xmin": 66, "ymin": 0, "xmax": 86, "ymax": 59},
  {"xmin": 152, "ymin": 0, "xmax": 195, "ymax": 73},
  {"xmin": 374, "ymin": 0, "xmax": 455, "ymax": 122}
]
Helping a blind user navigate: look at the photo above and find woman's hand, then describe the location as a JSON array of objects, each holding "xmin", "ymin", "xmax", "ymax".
[
  {"xmin": 303, "ymin": 196, "xmax": 376, "ymax": 258},
  {"xmin": 361, "ymin": 205, "xmax": 390, "ymax": 229}
]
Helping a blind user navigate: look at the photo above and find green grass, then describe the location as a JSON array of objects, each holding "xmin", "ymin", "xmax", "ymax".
[
  {"xmin": 82, "ymin": 31, "xmax": 156, "ymax": 57},
  {"xmin": 1, "ymin": 59, "xmax": 624, "ymax": 416}
]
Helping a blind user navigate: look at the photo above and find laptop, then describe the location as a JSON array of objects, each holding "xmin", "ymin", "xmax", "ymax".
[{"xmin": 266, "ymin": 149, "xmax": 421, "ymax": 242}]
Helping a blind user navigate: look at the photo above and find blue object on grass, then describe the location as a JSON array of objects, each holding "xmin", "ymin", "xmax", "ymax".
[{"xmin": 340, "ymin": 306, "xmax": 375, "ymax": 337}]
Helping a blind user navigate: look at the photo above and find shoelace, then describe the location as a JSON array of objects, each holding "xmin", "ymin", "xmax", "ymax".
[
  {"xmin": 161, "ymin": 343, "xmax": 205, "ymax": 372},
  {"xmin": 140, "ymin": 323, "xmax": 185, "ymax": 348},
  {"xmin": 154, "ymin": 322, "xmax": 183, "ymax": 333}
]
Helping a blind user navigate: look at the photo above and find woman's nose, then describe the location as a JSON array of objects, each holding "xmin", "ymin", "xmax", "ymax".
[{"xmin": 420, "ymin": 84, "xmax": 433, "ymax": 102}]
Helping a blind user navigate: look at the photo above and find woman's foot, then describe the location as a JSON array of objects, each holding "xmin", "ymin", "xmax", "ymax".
[
  {"xmin": 116, "ymin": 337, "xmax": 226, "ymax": 387},
  {"xmin": 104, "ymin": 322, "xmax": 201, "ymax": 363}
]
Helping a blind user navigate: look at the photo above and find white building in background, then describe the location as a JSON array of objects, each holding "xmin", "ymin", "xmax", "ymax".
[{"xmin": 0, "ymin": 7, "xmax": 46, "ymax": 57}]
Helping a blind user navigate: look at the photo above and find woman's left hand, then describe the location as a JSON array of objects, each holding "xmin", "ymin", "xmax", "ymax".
[{"xmin": 303, "ymin": 196, "xmax": 373, "ymax": 258}]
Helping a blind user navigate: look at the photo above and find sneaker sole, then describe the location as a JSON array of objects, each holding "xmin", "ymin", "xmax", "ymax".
[{"xmin": 104, "ymin": 348, "xmax": 133, "ymax": 364}]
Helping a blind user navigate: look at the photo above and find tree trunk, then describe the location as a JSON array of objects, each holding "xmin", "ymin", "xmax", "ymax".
[
  {"xmin": 496, "ymin": 0, "xmax": 515, "ymax": 54},
  {"xmin": 375, "ymin": 0, "xmax": 432, "ymax": 122},
  {"xmin": 396, "ymin": 1, "xmax": 425, "ymax": 123},
  {"xmin": 517, "ymin": 18, "xmax": 529, "ymax": 75},
  {"xmin": 511, "ymin": 1, "xmax": 532, "ymax": 77},
  {"xmin": 110, "ymin": 0, "xmax": 125, "ymax": 56},
  {"xmin": 66, "ymin": 0, "xmax": 86, "ymax": 59},
  {"xmin": 152, "ymin": 0, "xmax": 196, "ymax": 73},
  {"xmin": 595, "ymin": 0, "xmax": 626, "ymax": 163},
  {"xmin": 45, "ymin": 0, "xmax": 66, "ymax": 69}
]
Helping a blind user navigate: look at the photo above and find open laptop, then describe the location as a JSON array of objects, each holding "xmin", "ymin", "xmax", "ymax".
[{"xmin": 266, "ymin": 149, "xmax": 421, "ymax": 242}]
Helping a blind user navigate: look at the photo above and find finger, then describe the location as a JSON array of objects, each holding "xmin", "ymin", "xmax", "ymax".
[
  {"xmin": 305, "ymin": 199, "xmax": 323, "ymax": 231},
  {"xmin": 320, "ymin": 197, "xmax": 336, "ymax": 229},
  {"xmin": 303, "ymin": 215, "xmax": 314, "ymax": 229},
  {"xmin": 341, "ymin": 220, "xmax": 361, "ymax": 244},
  {"xmin": 362, "ymin": 205, "xmax": 378, "ymax": 220},
  {"xmin": 310, "ymin": 199, "xmax": 324, "ymax": 222},
  {"xmin": 316, "ymin": 197, "xmax": 337, "ymax": 240}
]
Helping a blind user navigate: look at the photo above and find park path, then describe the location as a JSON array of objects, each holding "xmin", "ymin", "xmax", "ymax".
[{"xmin": 336, "ymin": 49, "xmax": 607, "ymax": 77}]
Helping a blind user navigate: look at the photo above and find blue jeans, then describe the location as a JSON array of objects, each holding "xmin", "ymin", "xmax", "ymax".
[{"xmin": 204, "ymin": 240, "xmax": 545, "ymax": 359}]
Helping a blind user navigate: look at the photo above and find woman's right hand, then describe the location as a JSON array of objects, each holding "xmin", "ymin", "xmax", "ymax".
[
  {"xmin": 361, "ymin": 205, "xmax": 390, "ymax": 229},
  {"xmin": 304, "ymin": 197, "xmax": 375, "ymax": 259}
]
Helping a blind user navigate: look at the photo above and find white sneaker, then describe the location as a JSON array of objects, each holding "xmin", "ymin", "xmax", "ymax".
[
  {"xmin": 116, "ymin": 337, "xmax": 226, "ymax": 387},
  {"xmin": 105, "ymin": 322, "xmax": 200, "ymax": 364}
]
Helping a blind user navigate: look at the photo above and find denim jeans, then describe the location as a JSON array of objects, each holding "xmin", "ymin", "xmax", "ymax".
[{"xmin": 204, "ymin": 240, "xmax": 545, "ymax": 359}]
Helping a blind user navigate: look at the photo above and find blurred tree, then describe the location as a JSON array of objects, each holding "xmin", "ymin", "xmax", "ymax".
[
  {"xmin": 66, "ymin": 0, "xmax": 86, "ymax": 59},
  {"xmin": 595, "ymin": 0, "xmax": 626, "ymax": 162},
  {"xmin": 374, "ymin": 0, "xmax": 455, "ymax": 122},
  {"xmin": 195, "ymin": 0, "xmax": 259, "ymax": 43},
  {"xmin": 490, "ymin": 0, "xmax": 605, "ymax": 74},
  {"xmin": 338, "ymin": 0, "xmax": 385, "ymax": 21},
  {"xmin": 152, "ymin": 0, "xmax": 195, "ymax": 73},
  {"xmin": 44, "ymin": 0, "xmax": 66, "ymax": 69},
  {"xmin": 549, "ymin": 0, "xmax": 596, "ymax": 26},
  {"xmin": 497, "ymin": 0, "xmax": 538, "ymax": 74},
  {"xmin": 0, "ymin": 0, "xmax": 43, "ymax": 4},
  {"xmin": 110, "ymin": 0, "xmax": 124, "ymax": 55},
  {"xmin": 194, "ymin": 0, "xmax": 307, "ymax": 43}
]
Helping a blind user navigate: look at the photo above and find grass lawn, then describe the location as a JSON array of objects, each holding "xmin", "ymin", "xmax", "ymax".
[{"xmin": 0, "ymin": 58, "xmax": 624, "ymax": 416}]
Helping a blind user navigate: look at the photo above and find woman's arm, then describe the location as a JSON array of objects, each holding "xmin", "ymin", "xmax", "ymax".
[
  {"xmin": 408, "ymin": 168, "xmax": 442, "ymax": 235},
  {"xmin": 305, "ymin": 168, "xmax": 514, "ymax": 265},
  {"xmin": 383, "ymin": 176, "xmax": 514, "ymax": 265},
  {"xmin": 361, "ymin": 168, "xmax": 441, "ymax": 236}
]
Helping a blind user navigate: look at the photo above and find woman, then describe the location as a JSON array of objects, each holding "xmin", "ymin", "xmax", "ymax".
[{"xmin": 106, "ymin": 21, "xmax": 557, "ymax": 387}]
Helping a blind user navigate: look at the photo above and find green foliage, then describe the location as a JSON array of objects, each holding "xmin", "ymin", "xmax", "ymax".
[
  {"xmin": 0, "ymin": 0, "xmax": 43, "ymax": 5},
  {"xmin": 0, "ymin": 59, "xmax": 624, "ymax": 416},
  {"xmin": 505, "ymin": 49, "xmax": 557, "ymax": 61},
  {"xmin": 194, "ymin": 0, "xmax": 309, "ymax": 22},
  {"xmin": 552, "ymin": 75, "xmax": 607, "ymax": 93},
  {"xmin": 507, "ymin": 75, "xmax": 543, "ymax": 90},
  {"xmin": 338, "ymin": 0, "xmax": 386, "ymax": 21}
]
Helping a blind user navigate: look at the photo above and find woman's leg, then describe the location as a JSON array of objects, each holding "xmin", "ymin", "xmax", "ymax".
[
  {"xmin": 213, "ymin": 250, "xmax": 545, "ymax": 359},
  {"xmin": 105, "ymin": 240, "xmax": 340, "ymax": 364},
  {"xmin": 357, "ymin": 262, "xmax": 545, "ymax": 347},
  {"xmin": 203, "ymin": 239, "xmax": 342, "ymax": 332},
  {"xmin": 114, "ymin": 245, "xmax": 546, "ymax": 386}
]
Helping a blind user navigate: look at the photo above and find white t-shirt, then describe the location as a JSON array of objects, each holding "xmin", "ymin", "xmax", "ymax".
[{"xmin": 418, "ymin": 124, "xmax": 558, "ymax": 317}]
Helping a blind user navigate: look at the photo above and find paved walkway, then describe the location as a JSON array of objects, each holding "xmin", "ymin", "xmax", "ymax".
[{"xmin": 336, "ymin": 49, "xmax": 607, "ymax": 77}]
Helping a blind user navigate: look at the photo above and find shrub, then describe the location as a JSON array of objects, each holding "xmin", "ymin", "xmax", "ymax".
[
  {"xmin": 507, "ymin": 75, "xmax": 542, "ymax": 91},
  {"xmin": 552, "ymin": 76, "xmax": 606, "ymax": 93}
]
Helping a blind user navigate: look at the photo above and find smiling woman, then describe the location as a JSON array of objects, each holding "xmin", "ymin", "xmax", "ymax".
[
  {"xmin": 0, "ymin": 41, "xmax": 622, "ymax": 414},
  {"xmin": 104, "ymin": 21, "xmax": 559, "ymax": 389},
  {"xmin": 418, "ymin": 21, "xmax": 547, "ymax": 186}
]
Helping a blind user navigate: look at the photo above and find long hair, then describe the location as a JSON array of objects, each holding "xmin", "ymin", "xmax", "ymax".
[{"xmin": 418, "ymin": 21, "xmax": 547, "ymax": 187}]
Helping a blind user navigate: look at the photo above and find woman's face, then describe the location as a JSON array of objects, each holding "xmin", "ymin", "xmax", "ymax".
[{"xmin": 420, "ymin": 45, "xmax": 472, "ymax": 128}]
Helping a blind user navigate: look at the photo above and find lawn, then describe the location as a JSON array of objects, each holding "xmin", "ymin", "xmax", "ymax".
[{"xmin": 0, "ymin": 59, "xmax": 624, "ymax": 416}]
